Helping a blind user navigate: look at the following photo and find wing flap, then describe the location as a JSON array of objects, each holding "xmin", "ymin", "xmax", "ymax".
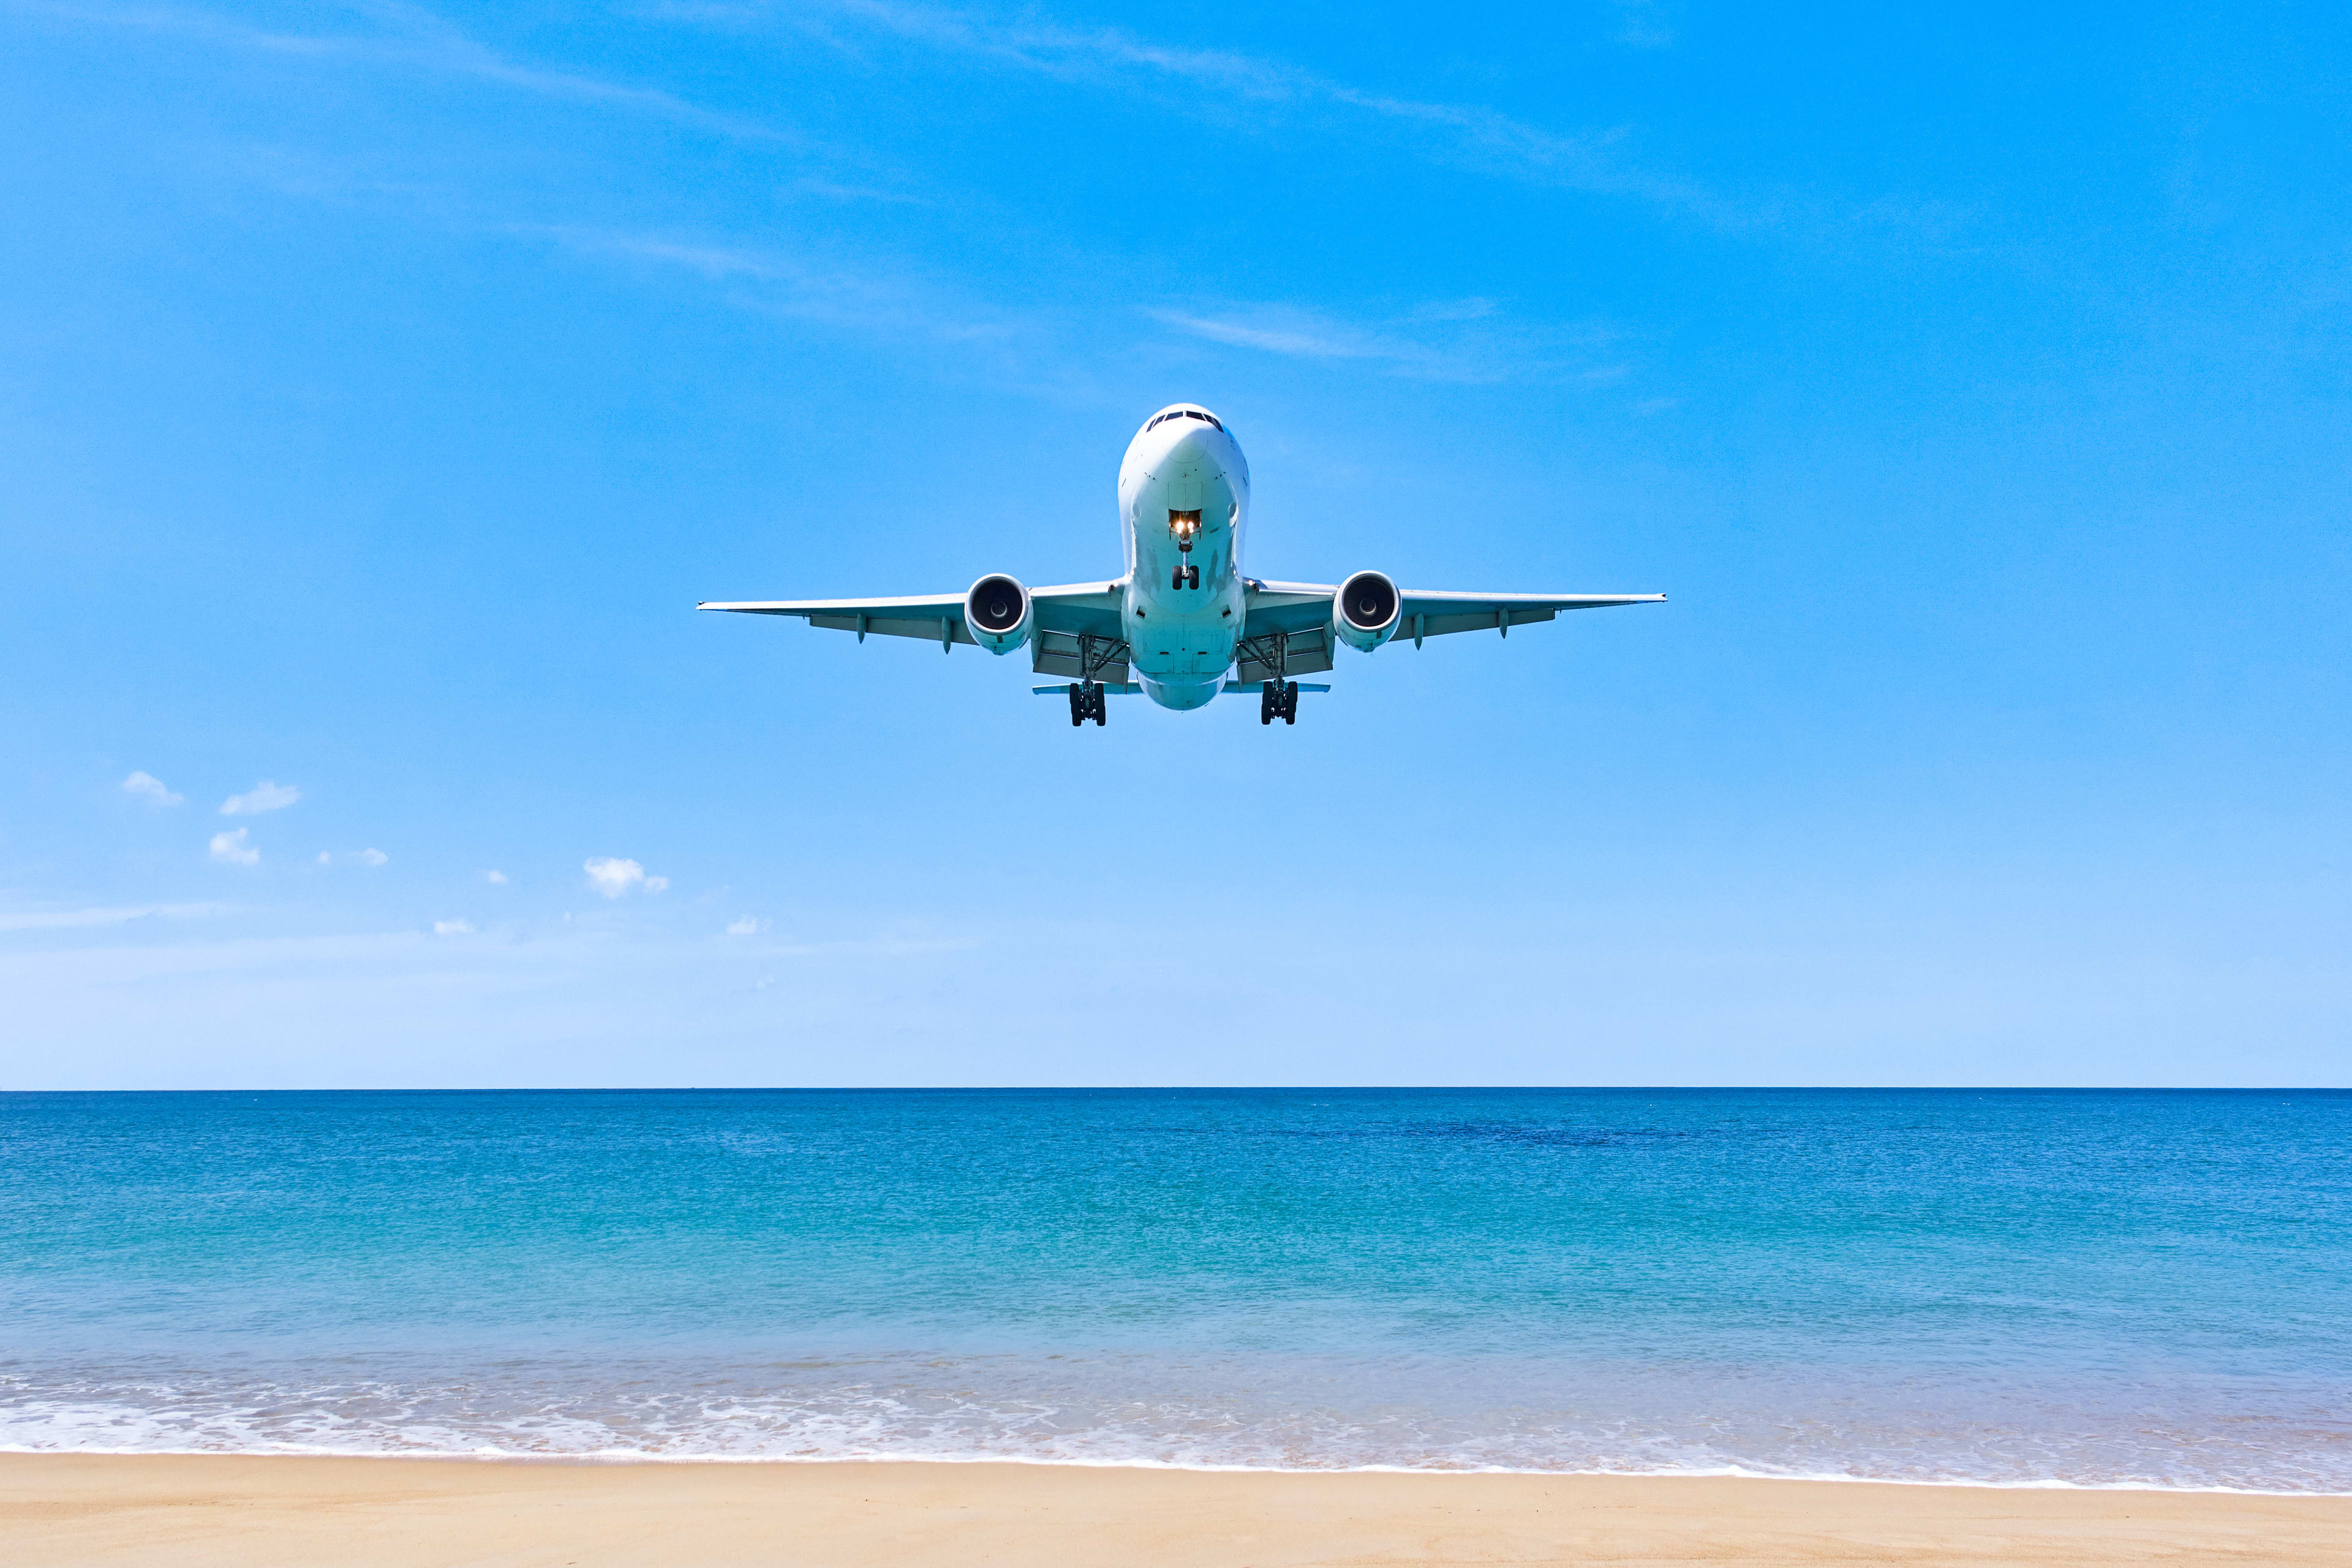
[
  {"xmin": 1234, "ymin": 623, "xmax": 1335, "ymax": 682},
  {"xmin": 799, "ymin": 611, "xmax": 974, "ymax": 646},
  {"xmin": 1030, "ymin": 627, "xmax": 1132, "ymax": 684}
]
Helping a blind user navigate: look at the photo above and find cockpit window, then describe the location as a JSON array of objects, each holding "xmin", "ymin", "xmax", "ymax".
[{"xmin": 1145, "ymin": 409, "xmax": 1226, "ymax": 434}]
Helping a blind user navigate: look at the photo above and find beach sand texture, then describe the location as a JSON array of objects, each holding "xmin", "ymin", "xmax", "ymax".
[{"xmin": 4, "ymin": 1456, "xmax": 2348, "ymax": 1567}]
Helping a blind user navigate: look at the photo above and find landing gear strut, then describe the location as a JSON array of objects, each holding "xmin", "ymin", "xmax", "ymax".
[
  {"xmin": 1068, "ymin": 680, "xmax": 1108, "ymax": 726},
  {"xmin": 1258, "ymin": 680, "xmax": 1298, "ymax": 726}
]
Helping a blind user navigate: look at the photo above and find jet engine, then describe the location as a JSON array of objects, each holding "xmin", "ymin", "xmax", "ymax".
[
  {"xmin": 963, "ymin": 574, "xmax": 1033, "ymax": 655},
  {"xmin": 1332, "ymin": 570, "xmax": 1402, "ymax": 652}
]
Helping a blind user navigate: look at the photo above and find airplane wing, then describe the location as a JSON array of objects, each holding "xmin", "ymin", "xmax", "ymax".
[
  {"xmin": 699, "ymin": 582, "xmax": 1134, "ymax": 682},
  {"xmin": 1235, "ymin": 581, "xmax": 1664, "ymax": 681}
]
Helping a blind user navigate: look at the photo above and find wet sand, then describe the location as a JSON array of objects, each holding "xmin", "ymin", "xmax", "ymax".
[{"xmin": 4, "ymin": 1453, "xmax": 2348, "ymax": 1566}]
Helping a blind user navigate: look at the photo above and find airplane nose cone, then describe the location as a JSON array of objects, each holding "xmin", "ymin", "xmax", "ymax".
[
  {"xmin": 1164, "ymin": 425, "xmax": 1226, "ymax": 478},
  {"xmin": 1161, "ymin": 435, "xmax": 1215, "ymax": 511}
]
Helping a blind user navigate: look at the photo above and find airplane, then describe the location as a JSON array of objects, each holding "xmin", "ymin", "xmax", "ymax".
[{"xmin": 699, "ymin": 402, "xmax": 1664, "ymax": 726}]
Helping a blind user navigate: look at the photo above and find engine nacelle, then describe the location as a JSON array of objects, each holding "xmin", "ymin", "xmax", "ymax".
[
  {"xmin": 1332, "ymin": 570, "xmax": 1402, "ymax": 652},
  {"xmin": 963, "ymin": 574, "xmax": 1033, "ymax": 655}
]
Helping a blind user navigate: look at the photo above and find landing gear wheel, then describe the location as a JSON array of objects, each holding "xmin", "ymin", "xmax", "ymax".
[
  {"xmin": 1186, "ymin": 564, "xmax": 1200, "ymax": 589},
  {"xmin": 1172, "ymin": 565, "xmax": 1186, "ymax": 590},
  {"xmin": 1259, "ymin": 684, "xmax": 1275, "ymax": 725},
  {"xmin": 1282, "ymin": 682, "xmax": 1298, "ymax": 724},
  {"xmin": 1091, "ymin": 685, "xmax": 1108, "ymax": 726},
  {"xmin": 1068, "ymin": 685, "xmax": 1086, "ymax": 726}
]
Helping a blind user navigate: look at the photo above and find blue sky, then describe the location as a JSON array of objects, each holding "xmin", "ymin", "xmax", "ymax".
[{"xmin": 2, "ymin": 1, "xmax": 2345, "ymax": 1087}]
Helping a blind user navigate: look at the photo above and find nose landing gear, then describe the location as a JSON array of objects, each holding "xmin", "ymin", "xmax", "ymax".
[{"xmin": 1169, "ymin": 508, "xmax": 1203, "ymax": 590}]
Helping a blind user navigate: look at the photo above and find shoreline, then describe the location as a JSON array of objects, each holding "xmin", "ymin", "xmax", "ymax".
[
  {"xmin": 4, "ymin": 1446, "xmax": 2346, "ymax": 1496},
  {"xmin": 8, "ymin": 1452, "xmax": 2350, "ymax": 1566}
]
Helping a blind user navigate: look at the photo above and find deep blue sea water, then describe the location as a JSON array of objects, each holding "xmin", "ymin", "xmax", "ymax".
[{"xmin": 1, "ymin": 1088, "xmax": 2346, "ymax": 1488}]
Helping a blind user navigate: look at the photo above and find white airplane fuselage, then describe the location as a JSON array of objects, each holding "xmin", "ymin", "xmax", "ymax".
[{"xmin": 1119, "ymin": 405, "xmax": 1250, "ymax": 710}]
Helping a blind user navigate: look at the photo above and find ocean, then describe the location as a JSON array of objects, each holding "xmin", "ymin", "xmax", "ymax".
[{"xmin": 1, "ymin": 1088, "xmax": 2345, "ymax": 1490}]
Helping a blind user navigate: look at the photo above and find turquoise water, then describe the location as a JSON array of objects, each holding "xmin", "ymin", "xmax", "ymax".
[{"xmin": 1, "ymin": 1088, "xmax": 2345, "ymax": 1488}]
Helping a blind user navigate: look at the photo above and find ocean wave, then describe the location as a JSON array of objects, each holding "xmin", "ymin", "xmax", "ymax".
[{"xmin": 4, "ymin": 1351, "xmax": 2346, "ymax": 1494}]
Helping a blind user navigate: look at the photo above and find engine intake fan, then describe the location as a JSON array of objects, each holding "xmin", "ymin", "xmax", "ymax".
[
  {"xmin": 1332, "ymin": 570, "xmax": 1401, "ymax": 652},
  {"xmin": 964, "ymin": 574, "xmax": 1033, "ymax": 655}
]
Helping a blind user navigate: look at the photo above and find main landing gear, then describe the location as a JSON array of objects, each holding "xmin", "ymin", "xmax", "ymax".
[
  {"xmin": 1259, "ymin": 680, "xmax": 1298, "ymax": 726},
  {"xmin": 1170, "ymin": 563, "xmax": 1199, "ymax": 589},
  {"xmin": 1068, "ymin": 681, "xmax": 1107, "ymax": 727}
]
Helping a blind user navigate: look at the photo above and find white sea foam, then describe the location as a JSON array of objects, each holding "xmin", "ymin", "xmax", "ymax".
[{"xmin": 2, "ymin": 1352, "xmax": 2346, "ymax": 1494}]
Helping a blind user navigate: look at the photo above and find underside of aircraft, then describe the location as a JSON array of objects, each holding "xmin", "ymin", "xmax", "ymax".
[{"xmin": 701, "ymin": 404, "xmax": 1664, "ymax": 725}]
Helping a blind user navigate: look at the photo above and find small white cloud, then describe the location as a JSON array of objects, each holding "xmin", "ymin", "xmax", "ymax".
[
  {"xmin": 485, "ymin": 870, "xmax": 509, "ymax": 885},
  {"xmin": 315, "ymin": 848, "xmax": 389, "ymax": 867},
  {"xmin": 725, "ymin": 916, "xmax": 767, "ymax": 937},
  {"xmin": 221, "ymin": 780, "xmax": 301, "ymax": 816},
  {"xmin": 316, "ymin": 851, "xmax": 331, "ymax": 865},
  {"xmin": 209, "ymin": 828, "xmax": 260, "ymax": 866},
  {"xmin": 584, "ymin": 857, "xmax": 666, "ymax": 897},
  {"xmin": 122, "ymin": 771, "xmax": 184, "ymax": 807},
  {"xmin": 432, "ymin": 918, "xmax": 475, "ymax": 936}
]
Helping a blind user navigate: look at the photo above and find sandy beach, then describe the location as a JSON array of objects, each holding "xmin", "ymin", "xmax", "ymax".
[{"xmin": 2, "ymin": 1455, "xmax": 2346, "ymax": 1567}]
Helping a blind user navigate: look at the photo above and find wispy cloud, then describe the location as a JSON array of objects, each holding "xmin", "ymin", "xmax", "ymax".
[
  {"xmin": 527, "ymin": 225, "xmax": 1022, "ymax": 344},
  {"xmin": 0, "ymin": 902, "xmax": 228, "ymax": 933},
  {"xmin": 760, "ymin": 2, "xmax": 1978, "ymax": 244},
  {"xmin": 120, "ymin": 771, "xmax": 183, "ymax": 807},
  {"xmin": 31, "ymin": 0, "xmax": 812, "ymax": 148},
  {"xmin": 1606, "ymin": 0, "xmax": 1678, "ymax": 50},
  {"xmin": 315, "ymin": 848, "xmax": 389, "ymax": 867},
  {"xmin": 585, "ymin": 856, "xmax": 670, "ymax": 897},
  {"xmin": 782, "ymin": 1, "xmax": 1755, "ymax": 228},
  {"xmin": 1150, "ymin": 302, "xmax": 1624, "ymax": 384},
  {"xmin": 725, "ymin": 916, "xmax": 768, "ymax": 936},
  {"xmin": 209, "ymin": 828, "xmax": 260, "ymax": 866},
  {"xmin": 221, "ymin": 779, "xmax": 301, "ymax": 815},
  {"xmin": 432, "ymin": 918, "xmax": 475, "ymax": 935},
  {"xmin": 485, "ymin": 870, "xmax": 510, "ymax": 885}
]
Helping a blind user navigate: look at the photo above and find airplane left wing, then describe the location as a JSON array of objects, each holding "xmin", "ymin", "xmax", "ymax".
[
  {"xmin": 1236, "ymin": 581, "xmax": 1663, "ymax": 681},
  {"xmin": 1388, "ymin": 587, "xmax": 1667, "ymax": 643}
]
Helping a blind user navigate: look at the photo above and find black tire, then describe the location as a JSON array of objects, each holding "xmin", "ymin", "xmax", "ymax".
[{"xmin": 1187, "ymin": 565, "xmax": 1200, "ymax": 588}]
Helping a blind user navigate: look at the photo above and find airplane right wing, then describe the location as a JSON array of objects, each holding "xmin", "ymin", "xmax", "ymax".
[{"xmin": 701, "ymin": 581, "xmax": 1135, "ymax": 681}]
